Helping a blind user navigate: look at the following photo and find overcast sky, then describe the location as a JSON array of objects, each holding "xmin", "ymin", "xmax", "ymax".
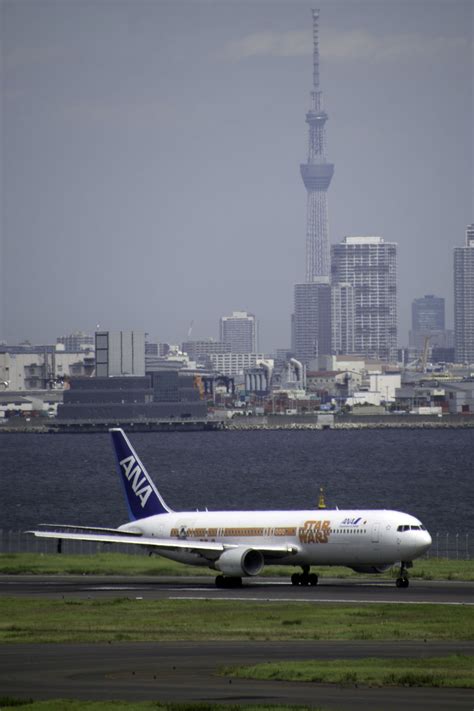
[{"xmin": 1, "ymin": 0, "xmax": 472, "ymax": 351}]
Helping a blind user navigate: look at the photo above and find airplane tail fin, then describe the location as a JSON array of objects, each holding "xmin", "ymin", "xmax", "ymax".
[{"xmin": 110, "ymin": 428, "xmax": 172, "ymax": 521}]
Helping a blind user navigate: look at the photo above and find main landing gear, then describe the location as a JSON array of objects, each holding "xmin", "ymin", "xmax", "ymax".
[
  {"xmin": 395, "ymin": 561, "xmax": 412, "ymax": 588},
  {"xmin": 291, "ymin": 565, "xmax": 319, "ymax": 587},
  {"xmin": 215, "ymin": 575, "xmax": 242, "ymax": 588}
]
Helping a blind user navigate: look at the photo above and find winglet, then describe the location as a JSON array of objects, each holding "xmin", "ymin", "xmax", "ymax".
[{"xmin": 110, "ymin": 428, "xmax": 172, "ymax": 520}]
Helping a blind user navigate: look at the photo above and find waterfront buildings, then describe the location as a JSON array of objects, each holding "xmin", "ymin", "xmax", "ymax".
[
  {"xmin": 58, "ymin": 372, "xmax": 206, "ymax": 421},
  {"xmin": 219, "ymin": 311, "xmax": 257, "ymax": 353},
  {"xmin": 331, "ymin": 236, "xmax": 398, "ymax": 362},
  {"xmin": 454, "ymin": 224, "xmax": 474, "ymax": 363}
]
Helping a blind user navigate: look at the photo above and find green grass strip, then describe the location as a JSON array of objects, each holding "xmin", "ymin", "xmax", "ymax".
[
  {"xmin": 1, "ymin": 553, "xmax": 473, "ymax": 581},
  {"xmin": 0, "ymin": 598, "xmax": 472, "ymax": 643},
  {"xmin": 224, "ymin": 654, "xmax": 474, "ymax": 688}
]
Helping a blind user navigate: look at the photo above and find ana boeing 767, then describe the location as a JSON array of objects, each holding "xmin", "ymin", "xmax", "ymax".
[{"xmin": 29, "ymin": 428, "xmax": 432, "ymax": 588}]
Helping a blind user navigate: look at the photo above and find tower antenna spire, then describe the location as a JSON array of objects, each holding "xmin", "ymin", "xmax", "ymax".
[
  {"xmin": 312, "ymin": 8, "xmax": 320, "ymax": 90},
  {"xmin": 300, "ymin": 8, "xmax": 334, "ymax": 280}
]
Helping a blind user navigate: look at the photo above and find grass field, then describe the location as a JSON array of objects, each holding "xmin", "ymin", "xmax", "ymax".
[
  {"xmin": 1, "ymin": 597, "xmax": 473, "ymax": 643},
  {"xmin": 223, "ymin": 654, "xmax": 474, "ymax": 688},
  {"xmin": 1, "ymin": 552, "xmax": 473, "ymax": 580},
  {"xmin": 0, "ymin": 702, "xmax": 310, "ymax": 711}
]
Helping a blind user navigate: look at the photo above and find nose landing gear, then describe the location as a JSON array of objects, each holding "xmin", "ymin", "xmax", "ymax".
[
  {"xmin": 291, "ymin": 565, "xmax": 319, "ymax": 586},
  {"xmin": 395, "ymin": 561, "xmax": 412, "ymax": 588}
]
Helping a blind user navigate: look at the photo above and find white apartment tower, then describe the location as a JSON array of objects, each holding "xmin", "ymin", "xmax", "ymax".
[
  {"xmin": 219, "ymin": 311, "xmax": 257, "ymax": 353},
  {"xmin": 454, "ymin": 224, "xmax": 474, "ymax": 364},
  {"xmin": 331, "ymin": 236, "xmax": 398, "ymax": 362}
]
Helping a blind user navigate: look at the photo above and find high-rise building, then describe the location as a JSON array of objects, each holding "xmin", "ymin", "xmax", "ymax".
[
  {"xmin": 95, "ymin": 331, "xmax": 145, "ymax": 377},
  {"xmin": 331, "ymin": 282, "xmax": 355, "ymax": 355},
  {"xmin": 331, "ymin": 236, "xmax": 398, "ymax": 362},
  {"xmin": 411, "ymin": 295, "xmax": 445, "ymax": 332},
  {"xmin": 219, "ymin": 311, "xmax": 257, "ymax": 353},
  {"xmin": 300, "ymin": 9, "xmax": 334, "ymax": 281},
  {"xmin": 454, "ymin": 224, "xmax": 474, "ymax": 363},
  {"xmin": 409, "ymin": 295, "xmax": 451, "ymax": 353},
  {"xmin": 293, "ymin": 279, "xmax": 332, "ymax": 365}
]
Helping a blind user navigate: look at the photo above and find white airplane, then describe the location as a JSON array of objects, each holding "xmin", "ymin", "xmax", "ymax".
[{"xmin": 29, "ymin": 428, "xmax": 432, "ymax": 589}]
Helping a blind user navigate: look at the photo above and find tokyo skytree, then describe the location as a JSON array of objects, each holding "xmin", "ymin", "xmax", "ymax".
[{"xmin": 300, "ymin": 9, "xmax": 334, "ymax": 281}]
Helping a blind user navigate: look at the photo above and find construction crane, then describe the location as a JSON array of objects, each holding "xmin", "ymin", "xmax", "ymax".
[{"xmin": 418, "ymin": 335, "xmax": 431, "ymax": 373}]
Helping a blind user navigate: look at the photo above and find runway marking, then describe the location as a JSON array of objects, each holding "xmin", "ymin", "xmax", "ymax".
[{"xmin": 170, "ymin": 596, "xmax": 474, "ymax": 606}]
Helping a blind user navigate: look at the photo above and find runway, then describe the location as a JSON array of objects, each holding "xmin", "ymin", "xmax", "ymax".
[
  {"xmin": 1, "ymin": 574, "xmax": 473, "ymax": 605},
  {"xmin": 2, "ymin": 575, "xmax": 473, "ymax": 709},
  {"xmin": 1, "ymin": 640, "xmax": 473, "ymax": 709}
]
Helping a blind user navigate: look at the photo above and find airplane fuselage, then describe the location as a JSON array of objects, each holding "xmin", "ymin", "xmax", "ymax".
[{"xmin": 120, "ymin": 508, "xmax": 431, "ymax": 569}]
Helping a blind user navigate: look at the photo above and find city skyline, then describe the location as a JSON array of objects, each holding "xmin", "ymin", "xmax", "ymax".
[{"xmin": 1, "ymin": 1, "xmax": 472, "ymax": 351}]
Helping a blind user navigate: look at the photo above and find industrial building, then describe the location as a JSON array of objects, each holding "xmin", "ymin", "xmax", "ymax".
[
  {"xmin": 95, "ymin": 331, "xmax": 145, "ymax": 377},
  {"xmin": 57, "ymin": 371, "xmax": 206, "ymax": 421},
  {"xmin": 0, "ymin": 346, "xmax": 94, "ymax": 390}
]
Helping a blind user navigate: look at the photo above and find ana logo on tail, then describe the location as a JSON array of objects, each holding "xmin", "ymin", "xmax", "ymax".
[{"xmin": 120, "ymin": 455, "xmax": 153, "ymax": 509}]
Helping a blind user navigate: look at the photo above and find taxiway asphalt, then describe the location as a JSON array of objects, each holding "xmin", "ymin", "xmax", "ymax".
[
  {"xmin": 1, "ymin": 640, "xmax": 473, "ymax": 710},
  {"xmin": 1, "ymin": 573, "xmax": 473, "ymax": 605},
  {"xmin": 2, "ymin": 575, "xmax": 473, "ymax": 709}
]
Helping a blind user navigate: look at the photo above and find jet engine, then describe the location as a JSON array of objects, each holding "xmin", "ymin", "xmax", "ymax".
[
  {"xmin": 214, "ymin": 548, "xmax": 264, "ymax": 577},
  {"xmin": 350, "ymin": 564, "xmax": 393, "ymax": 574}
]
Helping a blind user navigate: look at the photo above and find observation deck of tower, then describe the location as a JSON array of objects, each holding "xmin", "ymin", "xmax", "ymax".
[{"xmin": 300, "ymin": 8, "xmax": 334, "ymax": 281}]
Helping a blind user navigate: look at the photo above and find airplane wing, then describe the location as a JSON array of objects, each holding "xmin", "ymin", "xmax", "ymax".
[{"xmin": 27, "ymin": 528, "xmax": 297, "ymax": 559}]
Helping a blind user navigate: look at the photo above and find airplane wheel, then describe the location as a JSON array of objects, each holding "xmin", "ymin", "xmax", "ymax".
[
  {"xmin": 396, "ymin": 577, "xmax": 409, "ymax": 588},
  {"xmin": 309, "ymin": 573, "xmax": 319, "ymax": 586},
  {"xmin": 215, "ymin": 575, "xmax": 225, "ymax": 588},
  {"xmin": 291, "ymin": 573, "xmax": 300, "ymax": 586}
]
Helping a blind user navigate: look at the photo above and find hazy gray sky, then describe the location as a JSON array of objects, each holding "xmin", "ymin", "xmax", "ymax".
[{"xmin": 1, "ymin": 0, "xmax": 472, "ymax": 351}]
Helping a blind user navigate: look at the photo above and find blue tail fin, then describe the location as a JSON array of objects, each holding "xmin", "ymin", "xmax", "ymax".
[{"xmin": 110, "ymin": 428, "xmax": 172, "ymax": 520}]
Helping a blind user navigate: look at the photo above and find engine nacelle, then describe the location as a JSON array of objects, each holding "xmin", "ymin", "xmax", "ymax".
[
  {"xmin": 214, "ymin": 548, "xmax": 264, "ymax": 577},
  {"xmin": 350, "ymin": 564, "xmax": 393, "ymax": 574}
]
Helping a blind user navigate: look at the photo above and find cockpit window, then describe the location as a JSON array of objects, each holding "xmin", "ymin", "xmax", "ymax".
[
  {"xmin": 410, "ymin": 525, "xmax": 420, "ymax": 530},
  {"xmin": 397, "ymin": 525, "xmax": 410, "ymax": 532}
]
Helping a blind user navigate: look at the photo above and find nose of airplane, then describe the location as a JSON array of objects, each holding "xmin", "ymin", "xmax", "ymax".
[{"xmin": 418, "ymin": 530, "xmax": 432, "ymax": 555}]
